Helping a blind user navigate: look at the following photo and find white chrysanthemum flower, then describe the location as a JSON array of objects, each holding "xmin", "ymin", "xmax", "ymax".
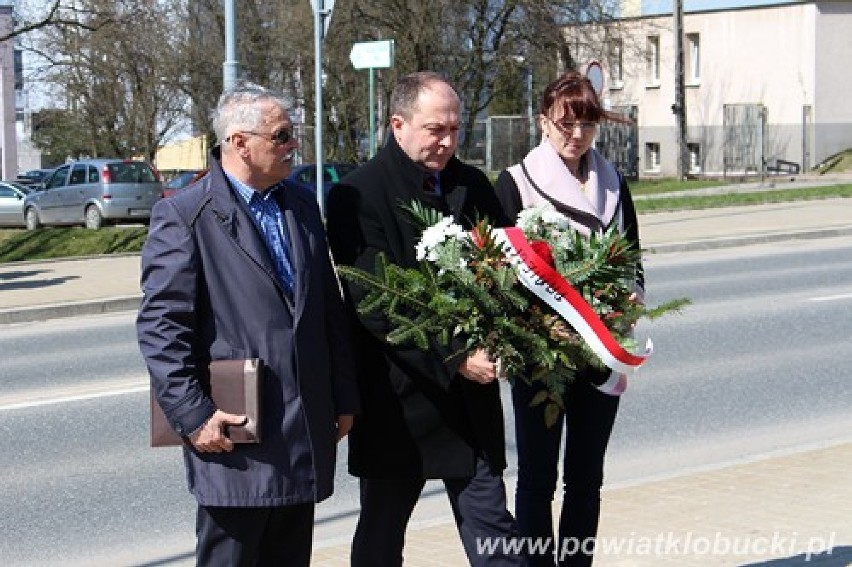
[
  {"xmin": 416, "ymin": 217, "xmax": 467, "ymax": 262},
  {"xmin": 517, "ymin": 203, "xmax": 570, "ymax": 231},
  {"xmin": 515, "ymin": 207, "xmax": 538, "ymax": 228},
  {"xmin": 541, "ymin": 208, "xmax": 571, "ymax": 229}
]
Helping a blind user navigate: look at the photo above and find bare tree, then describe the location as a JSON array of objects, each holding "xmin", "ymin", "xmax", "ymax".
[
  {"xmin": 27, "ymin": 0, "xmax": 188, "ymax": 161},
  {"xmin": 1, "ymin": 0, "xmax": 114, "ymax": 42}
]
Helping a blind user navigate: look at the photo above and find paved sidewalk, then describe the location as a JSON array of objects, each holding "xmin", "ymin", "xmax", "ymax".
[
  {"xmin": 640, "ymin": 197, "xmax": 852, "ymax": 253},
  {"xmin": 311, "ymin": 442, "xmax": 852, "ymax": 566},
  {"xmin": 0, "ymin": 254, "xmax": 141, "ymax": 323}
]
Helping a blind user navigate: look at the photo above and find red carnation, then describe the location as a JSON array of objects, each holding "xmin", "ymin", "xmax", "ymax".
[{"xmin": 529, "ymin": 240, "xmax": 555, "ymax": 267}]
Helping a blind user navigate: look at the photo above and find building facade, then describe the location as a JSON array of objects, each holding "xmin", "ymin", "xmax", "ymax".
[{"xmin": 568, "ymin": 0, "xmax": 852, "ymax": 177}]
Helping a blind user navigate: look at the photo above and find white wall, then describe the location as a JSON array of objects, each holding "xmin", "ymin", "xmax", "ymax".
[
  {"xmin": 571, "ymin": 1, "xmax": 852, "ymax": 176},
  {"xmin": 814, "ymin": 0, "xmax": 852, "ymax": 166}
]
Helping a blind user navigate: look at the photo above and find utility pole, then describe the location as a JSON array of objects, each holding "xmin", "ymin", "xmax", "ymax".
[
  {"xmin": 313, "ymin": 1, "xmax": 334, "ymax": 219},
  {"xmin": 672, "ymin": 0, "xmax": 688, "ymax": 180},
  {"xmin": 223, "ymin": 0, "xmax": 239, "ymax": 90}
]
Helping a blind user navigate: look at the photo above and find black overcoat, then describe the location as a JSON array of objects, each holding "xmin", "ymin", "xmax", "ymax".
[{"xmin": 327, "ymin": 135, "xmax": 511, "ymax": 479}]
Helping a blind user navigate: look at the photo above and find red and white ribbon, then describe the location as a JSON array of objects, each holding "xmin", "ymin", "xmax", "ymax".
[
  {"xmin": 596, "ymin": 371, "xmax": 628, "ymax": 396},
  {"xmin": 492, "ymin": 227, "xmax": 652, "ymax": 377}
]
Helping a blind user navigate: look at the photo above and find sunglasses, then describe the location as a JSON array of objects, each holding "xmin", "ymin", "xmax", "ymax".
[{"xmin": 227, "ymin": 128, "xmax": 293, "ymax": 145}]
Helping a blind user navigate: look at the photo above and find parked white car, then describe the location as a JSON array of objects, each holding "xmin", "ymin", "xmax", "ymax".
[{"xmin": 0, "ymin": 181, "xmax": 33, "ymax": 227}]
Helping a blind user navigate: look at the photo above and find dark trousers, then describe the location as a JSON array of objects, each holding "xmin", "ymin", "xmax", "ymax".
[
  {"xmin": 196, "ymin": 503, "xmax": 314, "ymax": 567},
  {"xmin": 351, "ymin": 457, "xmax": 526, "ymax": 567},
  {"xmin": 512, "ymin": 375, "xmax": 620, "ymax": 567}
]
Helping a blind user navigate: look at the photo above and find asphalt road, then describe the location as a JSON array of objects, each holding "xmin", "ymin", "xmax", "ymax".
[
  {"xmin": 605, "ymin": 235, "xmax": 852, "ymax": 483},
  {"xmin": 1, "ymin": 237, "xmax": 851, "ymax": 565}
]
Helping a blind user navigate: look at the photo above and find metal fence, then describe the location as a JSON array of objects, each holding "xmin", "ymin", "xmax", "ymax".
[
  {"xmin": 597, "ymin": 105, "xmax": 639, "ymax": 180},
  {"xmin": 723, "ymin": 103, "xmax": 766, "ymax": 176},
  {"xmin": 465, "ymin": 113, "xmax": 639, "ymax": 177},
  {"xmin": 481, "ymin": 116, "xmax": 536, "ymax": 172}
]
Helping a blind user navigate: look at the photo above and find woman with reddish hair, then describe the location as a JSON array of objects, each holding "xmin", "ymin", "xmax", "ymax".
[{"xmin": 494, "ymin": 70, "xmax": 644, "ymax": 567}]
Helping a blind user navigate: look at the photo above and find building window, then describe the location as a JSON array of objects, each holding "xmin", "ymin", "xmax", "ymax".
[
  {"xmin": 688, "ymin": 142, "xmax": 701, "ymax": 173},
  {"xmin": 686, "ymin": 33, "xmax": 700, "ymax": 85},
  {"xmin": 645, "ymin": 142, "xmax": 661, "ymax": 171},
  {"xmin": 646, "ymin": 35, "xmax": 660, "ymax": 86},
  {"xmin": 608, "ymin": 38, "xmax": 623, "ymax": 88}
]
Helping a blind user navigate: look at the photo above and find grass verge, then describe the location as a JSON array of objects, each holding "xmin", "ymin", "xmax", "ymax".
[
  {"xmin": 634, "ymin": 184, "xmax": 852, "ymax": 213},
  {"xmin": 630, "ymin": 178, "xmax": 728, "ymax": 195},
  {"xmin": 0, "ymin": 227, "xmax": 147, "ymax": 263}
]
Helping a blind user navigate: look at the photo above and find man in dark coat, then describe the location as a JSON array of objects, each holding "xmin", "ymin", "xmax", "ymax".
[
  {"xmin": 137, "ymin": 83, "xmax": 358, "ymax": 566},
  {"xmin": 327, "ymin": 71, "xmax": 524, "ymax": 567}
]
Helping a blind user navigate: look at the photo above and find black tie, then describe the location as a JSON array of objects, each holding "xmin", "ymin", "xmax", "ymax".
[
  {"xmin": 422, "ymin": 174, "xmax": 438, "ymax": 194},
  {"xmin": 419, "ymin": 174, "xmax": 449, "ymax": 214}
]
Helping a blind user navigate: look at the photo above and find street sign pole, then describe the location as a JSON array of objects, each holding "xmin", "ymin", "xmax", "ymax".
[
  {"xmin": 368, "ymin": 68, "xmax": 376, "ymax": 157},
  {"xmin": 349, "ymin": 40, "xmax": 394, "ymax": 160},
  {"xmin": 314, "ymin": 2, "xmax": 324, "ymax": 217},
  {"xmin": 312, "ymin": 0, "xmax": 334, "ymax": 218}
]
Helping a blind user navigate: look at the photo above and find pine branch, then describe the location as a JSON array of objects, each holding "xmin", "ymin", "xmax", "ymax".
[
  {"xmin": 399, "ymin": 200, "xmax": 446, "ymax": 232},
  {"xmin": 338, "ymin": 201, "xmax": 690, "ymax": 427}
]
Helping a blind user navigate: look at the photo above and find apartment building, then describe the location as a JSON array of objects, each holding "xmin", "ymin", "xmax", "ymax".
[{"xmin": 569, "ymin": 0, "xmax": 852, "ymax": 177}]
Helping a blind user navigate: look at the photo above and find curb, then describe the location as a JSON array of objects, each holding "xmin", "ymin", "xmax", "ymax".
[
  {"xmin": 0, "ymin": 295, "xmax": 141, "ymax": 325},
  {"xmin": 645, "ymin": 226, "xmax": 852, "ymax": 254},
  {"xmin": 0, "ymin": 252, "xmax": 140, "ymax": 268}
]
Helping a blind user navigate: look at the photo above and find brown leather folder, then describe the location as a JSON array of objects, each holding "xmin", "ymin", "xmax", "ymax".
[{"xmin": 150, "ymin": 358, "xmax": 263, "ymax": 447}]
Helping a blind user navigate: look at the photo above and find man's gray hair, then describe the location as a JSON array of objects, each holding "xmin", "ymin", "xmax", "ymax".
[
  {"xmin": 211, "ymin": 82, "xmax": 290, "ymax": 143},
  {"xmin": 389, "ymin": 71, "xmax": 456, "ymax": 120}
]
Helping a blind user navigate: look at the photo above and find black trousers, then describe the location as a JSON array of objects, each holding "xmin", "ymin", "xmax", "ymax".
[
  {"xmin": 512, "ymin": 375, "xmax": 620, "ymax": 567},
  {"xmin": 195, "ymin": 503, "xmax": 314, "ymax": 567},
  {"xmin": 351, "ymin": 457, "xmax": 526, "ymax": 567}
]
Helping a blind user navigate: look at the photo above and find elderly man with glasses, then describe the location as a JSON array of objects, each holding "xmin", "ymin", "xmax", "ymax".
[{"xmin": 137, "ymin": 82, "xmax": 358, "ymax": 565}]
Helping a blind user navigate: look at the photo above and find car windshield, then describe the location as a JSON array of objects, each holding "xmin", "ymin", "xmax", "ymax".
[
  {"xmin": 22, "ymin": 170, "xmax": 49, "ymax": 181},
  {"xmin": 108, "ymin": 162, "xmax": 157, "ymax": 183},
  {"xmin": 6, "ymin": 182, "xmax": 32, "ymax": 194},
  {"xmin": 166, "ymin": 172, "xmax": 197, "ymax": 189}
]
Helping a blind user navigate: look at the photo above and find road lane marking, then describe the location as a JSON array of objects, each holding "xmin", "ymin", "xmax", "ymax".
[
  {"xmin": 809, "ymin": 293, "xmax": 852, "ymax": 302},
  {"xmin": 0, "ymin": 384, "xmax": 148, "ymax": 412}
]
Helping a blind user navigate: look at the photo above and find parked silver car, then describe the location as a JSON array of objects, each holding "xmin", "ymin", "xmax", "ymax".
[
  {"xmin": 16, "ymin": 168, "xmax": 55, "ymax": 189},
  {"xmin": 23, "ymin": 159, "xmax": 163, "ymax": 230},
  {"xmin": 0, "ymin": 181, "xmax": 33, "ymax": 227}
]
